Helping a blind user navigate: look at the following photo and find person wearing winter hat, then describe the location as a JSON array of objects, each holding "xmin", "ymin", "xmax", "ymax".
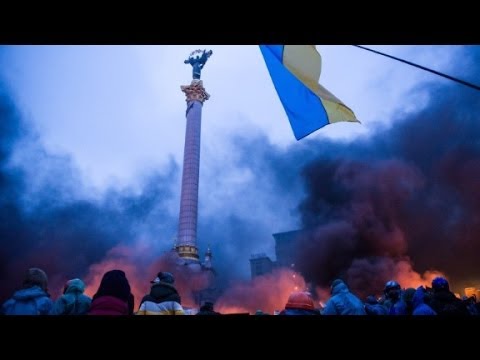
[
  {"xmin": 279, "ymin": 291, "xmax": 319, "ymax": 315},
  {"xmin": 51, "ymin": 278, "xmax": 92, "ymax": 315},
  {"xmin": 136, "ymin": 271, "xmax": 185, "ymax": 315},
  {"xmin": 88, "ymin": 269, "xmax": 134, "ymax": 315},
  {"xmin": 2, "ymin": 268, "xmax": 53, "ymax": 315}
]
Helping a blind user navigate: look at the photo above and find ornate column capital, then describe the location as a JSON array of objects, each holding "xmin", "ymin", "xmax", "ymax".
[{"xmin": 181, "ymin": 79, "xmax": 210, "ymax": 103}]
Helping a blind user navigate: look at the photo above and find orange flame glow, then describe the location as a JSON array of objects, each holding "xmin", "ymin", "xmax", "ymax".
[
  {"xmin": 83, "ymin": 245, "xmax": 211, "ymax": 310},
  {"xmin": 215, "ymin": 268, "xmax": 306, "ymax": 314},
  {"xmin": 393, "ymin": 260, "xmax": 445, "ymax": 290},
  {"xmin": 84, "ymin": 245, "xmax": 151, "ymax": 307}
]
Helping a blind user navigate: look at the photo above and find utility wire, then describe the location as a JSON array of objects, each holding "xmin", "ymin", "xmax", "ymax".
[{"xmin": 352, "ymin": 45, "xmax": 480, "ymax": 92}]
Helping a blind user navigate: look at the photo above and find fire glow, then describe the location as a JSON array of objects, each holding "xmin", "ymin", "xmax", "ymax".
[{"xmin": 216, "ymin": 268, "xmax": 306, "ymax": 314}]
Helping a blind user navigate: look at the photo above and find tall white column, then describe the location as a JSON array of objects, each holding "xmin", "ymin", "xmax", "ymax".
[{"xmin": 177, "ymin": 80, "xmax": 209, "ymax": 261}]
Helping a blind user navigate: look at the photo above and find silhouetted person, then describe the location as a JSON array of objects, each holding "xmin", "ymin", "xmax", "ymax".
[
  {"xmin": 279, "ymin": 291, "xmax": 319, "ymax": 315},
  {"xmin": 196, "ymin": 301, "xmax": 221, "ymax": 315},
  {"xmin": 429, "ymin": 277, "xmax": 469, "ymax": 315},
  {"xmin": 364, "ymin": 295, "xmax": 388, "ymax": 315},
  {"xmin": 462, "ymin": 296, "xmax": 479, "ymax": 315},
  {"xmin": 51, "ymin": 278, "xmax": 91, "ymax": 315},
  {"xmin": 322, "ymin": 279, "xmax": 366, "ymax": 315},
  {"xmin": 383, "ymin": 280, "xmax": 407, "ymax": 315},
  {"xmin": 412, "ymin": 286, "xmax": 436, "ymax": 315},
  {"xmin": 88, "ymin": 270, "xmax": 134, "ymax": 315},
  {"xmin": 136, "ymin": 272, "xmax": 185, "ymax": 315},
  {"xmin": 402, "ymin": 288, "xmax": 416, "ymax": 315},
  {"xmin": 2, "ymin": 268, "xmax": 53, "ymax": 315}
]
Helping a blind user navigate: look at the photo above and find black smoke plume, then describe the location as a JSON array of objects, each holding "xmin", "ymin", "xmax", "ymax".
[
  {"xmin": 0, "ymin": 83, "xmax": 179, "ymax": 302},
  {"xmin": 294, "ymin": 47, "xmax": 480, "ymax": 297},
  {"xmin": 2, "ymin": 47, "xmax": 479, "ymax": 308}
]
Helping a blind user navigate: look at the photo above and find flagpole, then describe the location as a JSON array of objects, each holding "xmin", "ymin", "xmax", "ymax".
[{"xmin": 353, "ymin": 45, "xmax": 480, "ymax": 92}]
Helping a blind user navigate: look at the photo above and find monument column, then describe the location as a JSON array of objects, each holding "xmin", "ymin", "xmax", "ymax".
[{"xmin": 176, "ymin": 49, "xmax": 212, "ymax": 262}]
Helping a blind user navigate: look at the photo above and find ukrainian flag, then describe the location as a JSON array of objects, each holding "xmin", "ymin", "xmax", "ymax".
[{"xmin": 260, "ymin": 45, "xmax": 358, "ymax": 140}]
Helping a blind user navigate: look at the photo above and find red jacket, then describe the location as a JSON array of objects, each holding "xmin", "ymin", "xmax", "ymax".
[{"xmin": 88, "ymin": 296, "xmax": 129, "ymax": 315}]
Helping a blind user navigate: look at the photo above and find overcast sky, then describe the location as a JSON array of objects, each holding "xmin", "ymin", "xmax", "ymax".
[
  {"xmin": 0, "ymin": 45, "xmax": 472, "ymax": 278},
  {"xmin": 0, "ymin": 45, "xmax": 465, "ymax": 187}
]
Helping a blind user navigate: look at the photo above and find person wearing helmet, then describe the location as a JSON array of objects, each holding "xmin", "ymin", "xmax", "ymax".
[
  {"xmin": 279, "ymin": 291, "xmax": 319, "ymax": 315},
  {"xmin": 383, "ymin": 280, "xmax": 408, "ymax": 315},
  {"xmin": 429, "ymin": 277, "xmax": 469, "ymax": 315}
]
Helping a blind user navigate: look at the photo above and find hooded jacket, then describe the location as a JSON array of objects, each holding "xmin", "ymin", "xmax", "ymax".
[
  {"xmin": 412, "ymin": 287, "xmax": 436, "ymax": 315},
  {"xmin": 2, "ymin": 286, "xmax": 53, "ymax": 315},
  {"xmin": 51, "ymin": 279, "xmax": 92, "ymax": 315},
  {"xmin": 322, "ymin": 280, "xmax": 366, "ymax": 315},
  {"xmin": 87, "ymin": 270, "xmax": 133, "ymax": 315}
]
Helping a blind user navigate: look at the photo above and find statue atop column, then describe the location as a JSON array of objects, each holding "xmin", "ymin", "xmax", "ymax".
[{"xmin": 184, "ymin": 49, "xmax": 213, "ymax": 80}]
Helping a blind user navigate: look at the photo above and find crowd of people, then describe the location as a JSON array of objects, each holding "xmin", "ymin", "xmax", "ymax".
[
  {"xmin": 1, "ymin": 267, "xmax": 478, "ymax": 315},
  {"xmin": 277, "ymin": 278, "xmax": 478, "ymax": 315},
  {"xmin": 1, "ymin": 268, "xmax": 183, "ymax": 316}
]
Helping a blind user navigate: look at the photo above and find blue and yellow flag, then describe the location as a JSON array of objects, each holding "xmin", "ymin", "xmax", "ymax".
[{"xmin": 259, "ymin": 45, "xmax": 358, "ymax": 140}]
